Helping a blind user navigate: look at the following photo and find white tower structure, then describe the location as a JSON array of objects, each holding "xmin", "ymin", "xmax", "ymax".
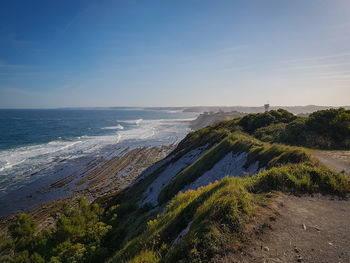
[{"xmin": 264, "ymin": 104, "xmax": 270, "ymax": 112}]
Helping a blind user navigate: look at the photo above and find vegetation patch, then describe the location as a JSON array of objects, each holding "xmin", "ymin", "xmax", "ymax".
[
  {"xmin": 1, "ymin": 108, "xmax": 349, "ymax": 263},
  {"xmin": 0, "ymin": 197, "xmax": 111, "ymax": 263},
  {"xmin": 238, "ymin": 109, "xmax": 296, "ymax": 133},
  {"xmin": 247, "ymin": 108, "xmax": 350, "ymax": 149},
  {"xmin": 159, "ymin": 133, "xmax": 310, "ymax": 204},
  {"xmin": 110, "ymin": 178, "xmax": 259, "ymax": 263},
  {"xmin": 110, "ymin": 163, "xmax": 350, "ymax": 263},
  {"xmin": 170, "ymin": 119, "xmax": 241, "ymax": 162},
  {"xmin": 1, "ymin": 163, "xmax": 349, "ymax": 263},
  {"xmin": 250, "ymin": 163, "xmax": 350, "ymax": 196}
]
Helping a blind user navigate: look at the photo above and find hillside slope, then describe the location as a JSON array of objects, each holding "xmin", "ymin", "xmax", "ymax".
[{"xmin": 1, "ymin": 108, "xmax": 349, "ymax": 263}]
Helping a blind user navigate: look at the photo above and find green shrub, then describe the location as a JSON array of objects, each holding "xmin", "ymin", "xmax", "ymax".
[
  {"xmin": 307, "ymin": 108, "xmax": 350, "ymax": 140},
  {"xmin": 239, "ymin": 108, "xmax": 350, "ymax": 149},
  {"xmin": 239, "ymin": 109, "xmax": 296, "ymax": 133},
  {"xmin": 8, "ymin": 214, "xmax": 37, "ymax": 252},
  {"xmin": 1, "ymin": 197, "xmax": 111, "ymax": 263},
  {"xmin": 253, "ymin": 123, "xmax": 287, "ymax": 142}
]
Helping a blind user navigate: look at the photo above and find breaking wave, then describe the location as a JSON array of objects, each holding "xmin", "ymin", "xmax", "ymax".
[{"xmin": 0, "ymin": 117, "xmax": 193, "ymax": 198}]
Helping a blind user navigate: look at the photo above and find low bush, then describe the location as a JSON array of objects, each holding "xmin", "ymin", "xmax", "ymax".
[
  {"xmin": 0, "ymin": 197, "xmax": 110, "ymax": 263},
  {"xmin": 253, "ymin": 123, "xmax": 287, "ymax": 142},
  {"xmin": 239, "ymin": 109, "xmax": 296, "ymax": 133},
  {"xmin": 250, "ymin": 108, "xmax": 350, "ymax": 149}
]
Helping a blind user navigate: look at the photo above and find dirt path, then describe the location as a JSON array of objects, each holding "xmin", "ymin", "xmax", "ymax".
[
  {"xmin": 217, "ymin": 194, "xmax": 350, "ymax": 263},
  {"xmin": 311, "ymin": 150, "xmax": 350, "ymax": 176},
  {"xmin": 215, "ymin": 149, "xmax": 350, "ymax": 263}
]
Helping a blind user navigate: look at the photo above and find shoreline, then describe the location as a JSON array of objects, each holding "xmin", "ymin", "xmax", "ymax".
[
  {"xmin": 0, "ymin": 144, "xmax": 175, "ymax": 218},
  {"xmin": 0, "ymin": 144, "xmax": 175, "ymax": 233},
  {"xmin": 0, "ymin": 114, "xmax": 196, "ymax": 218}
]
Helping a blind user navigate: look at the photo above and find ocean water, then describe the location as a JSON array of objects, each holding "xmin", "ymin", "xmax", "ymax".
[{"xmin": 0, "ymin": 108, "xmax": 196, "ymax": 202}]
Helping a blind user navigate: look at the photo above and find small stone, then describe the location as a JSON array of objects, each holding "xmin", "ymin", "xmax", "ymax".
[
  {"xmin": 314, "ymin": 226, "xmax": 321, "ymax": 232},
  {"xmin": 264, "ymin": 246, "xmax": 270, "ymax": 251}
]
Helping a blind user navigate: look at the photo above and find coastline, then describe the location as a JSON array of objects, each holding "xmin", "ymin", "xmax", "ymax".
[
  {"xmin": 0, "ymin": 144, "xmax": 175, "ymax": 233},
  {"xmin": 0, "ymin": 113, "xmax": 196, "ymax": 219},
  {"xmin": 0, "ymin": 143, "xmax": 177, "ymax": 217}
]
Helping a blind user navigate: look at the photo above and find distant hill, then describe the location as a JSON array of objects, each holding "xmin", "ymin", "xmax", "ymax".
[
  {"xmin": 189, "ymin": 111, "xmax": 246, "ymax": 130},
  {"xmin": 181, "ymin": 105, "xmax": 350, "ymax": 114}
]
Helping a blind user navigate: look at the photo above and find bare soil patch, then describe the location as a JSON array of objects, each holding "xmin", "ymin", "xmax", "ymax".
[
  {"xmin": 215, "ymin": 193, "xmax": 350, "ymax": 263},
  {"xmin": 311, "ymin": 150, "xmax": 350, "ymax": 176}
]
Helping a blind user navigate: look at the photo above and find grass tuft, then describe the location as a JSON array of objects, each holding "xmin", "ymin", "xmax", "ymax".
[{"xmin": 250, "ymin": 163, "xmax": 350, "ymax": 195}]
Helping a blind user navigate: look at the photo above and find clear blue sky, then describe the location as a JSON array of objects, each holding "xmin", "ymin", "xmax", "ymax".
[{"xmin": 0, "ymin": 0, "xmax": 349, "ymax": 108}]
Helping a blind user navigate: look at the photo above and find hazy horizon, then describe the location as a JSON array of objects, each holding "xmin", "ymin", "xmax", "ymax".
[
  {"xmin": 1, "ymin": 0, "xmax": 350, "ymax": 108},
  {"xmin": 1, "ymin": 104, "xmax": 349, "ymax": 110}
]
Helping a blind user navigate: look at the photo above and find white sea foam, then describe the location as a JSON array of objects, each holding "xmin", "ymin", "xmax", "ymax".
[
  {"xmin": 101, "ymin": 124, "xmax": 124, "ymax": 130},
  {"xmin": 0, "ymin": 159, "xmax": 25, "ymax": 172},
  {"xmin": 0, "ymin": 117, "xmax": 192, "ymax": 202},
  {"xmin": 119, "ymin": 118, "xmax": 143, "ymax": 125}
]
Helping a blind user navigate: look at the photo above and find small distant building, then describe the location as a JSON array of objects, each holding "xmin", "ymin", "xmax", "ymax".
[{"xmin": 264, "ymin": 104, "xmax": 270, "ymax": 112}]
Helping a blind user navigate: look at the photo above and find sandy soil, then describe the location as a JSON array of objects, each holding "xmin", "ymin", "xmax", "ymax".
[{"xmin": 216, "ymin": 193, "xmax": 350, "ymax": 263}]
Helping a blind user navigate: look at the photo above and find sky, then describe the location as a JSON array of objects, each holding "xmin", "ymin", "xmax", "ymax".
[{"xmin": 0, "ymin": 0, "xmax": 350, "ymax": 108}]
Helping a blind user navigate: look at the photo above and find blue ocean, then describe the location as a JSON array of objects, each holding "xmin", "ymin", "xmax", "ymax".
[{"xmin": 0, "ymin": 108, "xmax": 196, "ymax": 201}]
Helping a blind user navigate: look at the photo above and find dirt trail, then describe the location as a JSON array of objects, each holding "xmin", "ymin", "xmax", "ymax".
[
  {"xmin": 311, "ymin": 150, "xmax": 350, "ymax": 176},
  {"xmin": 215, "ymin": 149, "xmax": 350, "ymax": 263},
  {"xmin": 217, "ymin": 194, "xmax": 350, "ymax": 263}
]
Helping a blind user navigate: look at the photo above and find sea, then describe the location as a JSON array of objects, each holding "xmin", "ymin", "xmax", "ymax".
[{"xmin": 0, "ymin": 108, "xmax": 196, "ymax": 215}]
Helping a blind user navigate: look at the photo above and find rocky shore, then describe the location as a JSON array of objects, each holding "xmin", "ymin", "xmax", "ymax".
[{"xmin": 0, "ymin": 144, "xmax": 175, "ymax": 233}]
